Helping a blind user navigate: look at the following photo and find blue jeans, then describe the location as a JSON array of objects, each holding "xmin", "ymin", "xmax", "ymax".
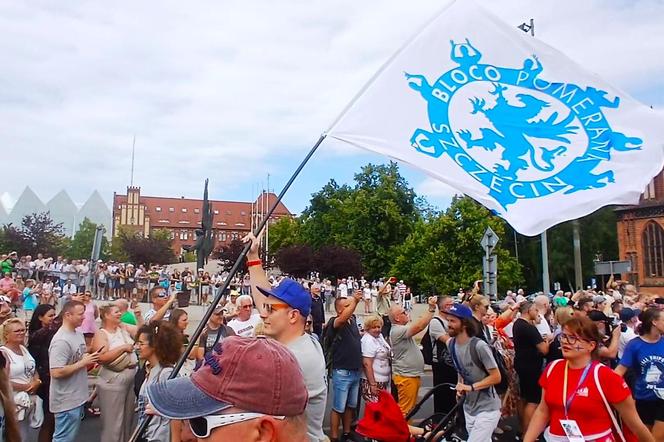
[
  {"xmin": 53, "ymin": 405, "xmax": 84, "ymax": 442},
  {"xmin": 331, "ymin": 369, "xmax": 360, "ymax": 413}
]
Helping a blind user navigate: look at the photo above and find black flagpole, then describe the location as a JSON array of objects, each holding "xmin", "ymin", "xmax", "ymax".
[{"xmin": 129, "ymin": 133, "xmax": 326, "ymax": 442}]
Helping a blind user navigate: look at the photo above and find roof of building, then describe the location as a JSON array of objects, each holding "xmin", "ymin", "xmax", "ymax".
[
  {"xmin": 113, "ymin": 191, "xmax": 291, "ymax": 230},
  {"xmin": 47, "ymin": 190, "xmax": 78, "ymax": 235},
  {"xmin": 78, "ymin": 190, "xmax": 113, "ymax": 234},
  {"xmin": 6, "ymin": 187, "xmax": 47, "ymax": 226}
]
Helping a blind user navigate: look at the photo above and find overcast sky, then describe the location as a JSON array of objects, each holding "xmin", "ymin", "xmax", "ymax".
[{"xmin": 2, "ymin": 0, "xmax": 663, "ymax": 214}]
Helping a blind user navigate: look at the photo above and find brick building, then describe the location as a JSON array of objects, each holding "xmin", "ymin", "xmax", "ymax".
[
  {"xmin": 615, "ymin": 171, "xmax": 664, "ymax": 296},
  {"xmin": 112, "ymin": 186, "xmax": 292, "ymax": 255}
]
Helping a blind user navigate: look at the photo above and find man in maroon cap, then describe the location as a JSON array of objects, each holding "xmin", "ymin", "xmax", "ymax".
[{"xmin": 147, "ymin": 336, "xmax": 309, "ymax": 442}]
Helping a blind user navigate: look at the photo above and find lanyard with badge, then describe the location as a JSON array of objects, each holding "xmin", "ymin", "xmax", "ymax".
[{"xmin": 559, "ymin": 361, "xmax": 593, "ymax": 442}]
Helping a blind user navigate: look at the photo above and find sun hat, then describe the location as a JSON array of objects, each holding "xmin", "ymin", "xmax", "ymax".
[{"xmin": 147, "ymin": 336, "xmax": 308, "ymax": 420}]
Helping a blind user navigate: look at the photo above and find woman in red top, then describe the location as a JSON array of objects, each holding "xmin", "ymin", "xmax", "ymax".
[{"xmin": 524, "ymin": 317, "xmax": 652, "ymax": 442}]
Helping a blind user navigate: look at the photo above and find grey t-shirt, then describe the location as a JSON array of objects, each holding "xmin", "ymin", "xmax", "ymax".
[
  {"xmin": 428, "ymin": 316, "xmax": 449, "ymax": 364},
  {"xmin": 390, "ymin": 324, "xmax": 424, "ymax": 377},
  {"xmin": 448, "ymin": 337, "xmax": 501, "ymax": 416},
  {"xmin": 48, "ymin": 328, "xmax": 88, "ymax": 413},
  {"xmin": 287, "ymin": 333, "xmax": 327, "ymax": 442},
  {"xmin": 140, "ymin": 364, "xmax": 173, "ymax": 442}
]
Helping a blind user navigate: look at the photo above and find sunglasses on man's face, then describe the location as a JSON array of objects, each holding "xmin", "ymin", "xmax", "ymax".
[{"xmin": 188, "ymin": 412, "xmax": 284, "ymax": 438}]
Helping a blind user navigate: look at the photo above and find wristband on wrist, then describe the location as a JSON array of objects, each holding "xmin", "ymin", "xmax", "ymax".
[
  {"xmin": 246, "ymin": 259, "xmax": 262, "ymax": 267},
  {"xmin": 470, "ymin": 384, "xmax": 475, "ymax": 391}
]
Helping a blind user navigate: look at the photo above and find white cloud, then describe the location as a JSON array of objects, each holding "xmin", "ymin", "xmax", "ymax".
[{"xmin": 0, "ymin": 0, "xmax": 662, "ymax": 210}]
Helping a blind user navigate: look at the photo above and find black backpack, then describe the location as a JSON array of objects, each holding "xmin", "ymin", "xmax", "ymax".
[
  {"xmin": 322, "ymin": 317, "xmax": 342, "ymax": 376},
  {"xmin": 421, "ymin": 317, "xmax": 454, "ymax": 368}
]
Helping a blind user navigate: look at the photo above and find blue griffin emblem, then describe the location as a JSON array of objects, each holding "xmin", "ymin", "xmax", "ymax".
[{"xmin": 406, "ymin": 39, "xmax": 642, "ymax": 208}]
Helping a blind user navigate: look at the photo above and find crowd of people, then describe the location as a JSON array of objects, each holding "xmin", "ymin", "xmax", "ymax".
[{"xmin": 0, "ymin": 242, "xmax": 662, "ymax": 441}]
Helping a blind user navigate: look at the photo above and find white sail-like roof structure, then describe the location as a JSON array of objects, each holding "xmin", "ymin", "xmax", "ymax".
[{"xmin": 47, "ymin": 190, "xmax": 78, "ymax": 236}]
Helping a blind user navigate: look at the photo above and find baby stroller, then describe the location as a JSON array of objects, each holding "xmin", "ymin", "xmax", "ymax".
[{"xmin": 352, "ymin": 383, "xmax": 463, "ymax": 442}]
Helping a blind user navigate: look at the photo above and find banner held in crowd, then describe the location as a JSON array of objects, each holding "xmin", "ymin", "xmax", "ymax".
[{"xmin": 325, "ymin": 0, "xmax": 664, "ymax": 236}]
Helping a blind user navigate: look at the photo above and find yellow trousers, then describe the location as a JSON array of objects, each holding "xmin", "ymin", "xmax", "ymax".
[{"xmin": 392, "ymin": 374, "xmax": 421, "ymax": 417}]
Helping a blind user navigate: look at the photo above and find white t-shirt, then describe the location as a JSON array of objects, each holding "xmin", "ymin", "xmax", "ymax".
[
  {"xmin": 228, "ymin": 313, "xmax": 262, "ymax": 337},
  {"xmin": 618, "ymin": 326, "xmax": 638, "ymax": 359},
  {"xmin": 535, "ymin": 313, "xmax": 552, "ymax": 337},
  {"xmin": 363, "ymin": 288, "xmax": 371, "ymax": 300},
  {"xmin": 338, "ymin": 283, "xmax": 348, "ymax": 298},
  {"xmin": 360, "ymin": 333, "xmax": 392, "ymax": 382},
  {"xmin": 286, "ymin": 334, "xmax": 327, "ymax": 442}
]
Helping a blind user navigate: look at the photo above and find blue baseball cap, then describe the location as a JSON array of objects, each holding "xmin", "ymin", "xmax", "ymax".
[
  {"xmin": 444, "ymin": 303, "xmax": 473, "ymax": 320},
  {"xmin": 256, "ymin": 278, "xmax": 311, "ymax": 317}
]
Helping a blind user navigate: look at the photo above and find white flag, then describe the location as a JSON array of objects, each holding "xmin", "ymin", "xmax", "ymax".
[{"xmin": 326, "ymin": 0, "xmax": 664, "ymax": 236}]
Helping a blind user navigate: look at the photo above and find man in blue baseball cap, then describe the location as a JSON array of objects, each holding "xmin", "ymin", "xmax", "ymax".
[
  {"xmin": 444, "ymin": 303, "xmax": 503, "ymax": 441},
  {"xmin": 242, "ymin": 232, "xmax": 327, "ymax": 442}
]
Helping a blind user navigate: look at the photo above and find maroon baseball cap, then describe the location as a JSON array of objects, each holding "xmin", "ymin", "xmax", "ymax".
[{"xmin": 147, "ymin": 336, "xmax": 308, "ymax": 419}]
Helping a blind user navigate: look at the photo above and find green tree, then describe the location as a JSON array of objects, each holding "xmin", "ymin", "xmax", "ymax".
[
  {"xmin": 506, "ymin": 207, "xmax": 619, "ymax": 292},
  {"xmin": 298, "ymin": 162, "xmax": 420, "ymax": 279},
  {"xmin": 111, "ymin": 227, "xmax": 175, "ymax": 265},
  {"xmin": 67, "ymin": 218, "xmax": 110, "ymax": 260},
  {"xmin": 299, "ymin": 180, "xmax": 352, "ymax": 248},
  {"xmin": 267, "ymin": 217, "xmax": 302, "ymax": 261},
  {"xmin": 0, "ymin": 212, "xmax": 68, "ymax": 257},
  {"xmin": 391, "ymin": 196, "xmax": 522, "ymax": 296}
]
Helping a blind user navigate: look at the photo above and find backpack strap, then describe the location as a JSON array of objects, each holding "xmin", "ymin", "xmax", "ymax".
[
  {"xmin": 546, "ymin": 359, "xmax": 564, "ymax": 379},
  {"xmin": 593, "ymin": 363, "xmax": 626, "ymax": 442},
  {"xmin": 468, "ymin": 337, "xmax": 487, "ymax": 375},
  {"xmin": 430, "ymin": 317, "xmax": 445, "ymax": 347}
]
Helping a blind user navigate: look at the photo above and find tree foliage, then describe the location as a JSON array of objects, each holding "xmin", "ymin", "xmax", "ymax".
[
  {"xmin": 267, "ymin": 217, "xmax": 302, "ymax": 262},
  {"xmin": 111, "ymin": 227, "xmax": 175, "ymax": 266},
  {"xmin": 214, "ymin": 239, "xmax": 246, "ymax": 272},
  {"xmin": 391, "ymin": 196, "xmax": 523, "ymax": 296},
  {"xmin": 0, "ymin": 212, "xmax": 69, "ymax": 257},
  {"xmin": 299, "ymin": 162, "xmax": 419, "ymax": 278},
  {"xmin": 67, "ymin": 218, "xmax": 110, "ymax": 260},
  {"xmin": 504, "ymin": 207, "xmax": 619, "ymax": 292},
  {"xmin": 314, "ymin": 245, "xmax": 362, "ymax": 281},
  {"xmin": 275, "ymin": 244, "xmax": 314, "ymax": 278}
]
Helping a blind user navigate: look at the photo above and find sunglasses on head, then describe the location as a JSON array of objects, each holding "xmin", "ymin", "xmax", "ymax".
[{"xmin": 188, "ymin": 412, "xmax": 284, "ymax": 438}]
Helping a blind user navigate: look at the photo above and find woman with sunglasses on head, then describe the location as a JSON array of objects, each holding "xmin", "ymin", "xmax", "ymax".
[
  {"xmin": 615, "ymin": 308, "xmax": 664, "ymax": 441},
  {"xmin": 524, "ymin": 317, "xmax": 653, "ymax": 442},
  {"xmin": 27, "ymin": 304, "xmax": 57, "ymax": 442},
  {"xmin": 169, "ymin": 308, "xmax": 198, "ymax": 377},
  {"xmin": 468, "ymin": 294, "xmax": 493, "ymax": 343},
  {"xmin": 0, "ymin": 317, "xmax": 42, "ymax": 440},
  {"xmin": 135, "ymin": 321, "xmax": 183, "ymax": 442}
]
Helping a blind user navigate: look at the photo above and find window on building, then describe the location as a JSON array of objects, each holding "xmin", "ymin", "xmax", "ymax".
[
  {"xmin": 169, "ymin": 208, "xmax": 175, "ymax": 212},
  {"xmin": 155, "ymin": 207, "xmax": 162, "ymax": 212},
  {"xmin": 642, "ymin": 222, "xmax": 664, "ymax": 277},
  {"xmin": 194, "ymin": 208, "xmax": 200, "ymax": 214},
  {"xmin": 214, "ymin": 210, "xmax": 219, "ymax": 215},
  {"xmin": 182, "ymin": 208, "xmax": 188, "ymax": 213},
  {"xmin": 231, "ymin": 232, "xmax": 239, "ymax": 240},
  {"xmin": 170, "ymin": 231, "xmax": 175, "ymax": 240},
  {"xmin": 241, "ymin": 211, "xmax": 246, "ymax": 216},
  {"xmin": 221, "ymin": 232, "xmax": 227, "ymax": 241}
]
